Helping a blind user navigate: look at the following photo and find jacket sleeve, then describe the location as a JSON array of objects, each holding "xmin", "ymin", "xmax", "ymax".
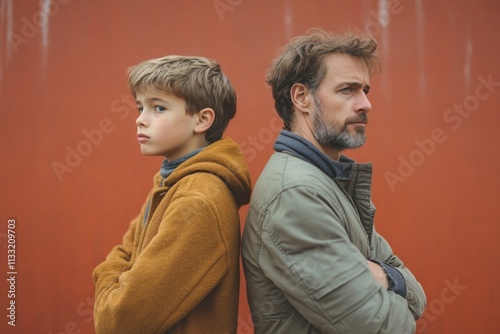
[
  {"xmin": 371, "ymin": 231, "xmax": 427, "ymax": 319},
  {"xmin": 93, "ymin": 216, "xmax": 139, "ymax": 301},
  {"xmin": 259, "ymin": 186, "xmax": 416, "ymax": 334},
  {"xmin": 93, "ymin": 190, "xmax": 153, "ymax": 283},
  {"xmin": 92, "ymin": 195, "xmax": 228, "ymax": 334}
]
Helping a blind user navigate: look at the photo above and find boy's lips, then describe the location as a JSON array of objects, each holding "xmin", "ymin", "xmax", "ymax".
[{"xmin": 137, "ymin": 133, "xmax": 150, "ymax": 142}]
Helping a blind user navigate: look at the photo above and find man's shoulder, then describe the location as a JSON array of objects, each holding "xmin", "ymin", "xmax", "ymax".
[
  {"xmin": 260, "ymin": 152, "xmax": 331, "ymax": 186},
  {"xmin": 251, "ymin": 152, "xmax": 333, "ymax": 205}
]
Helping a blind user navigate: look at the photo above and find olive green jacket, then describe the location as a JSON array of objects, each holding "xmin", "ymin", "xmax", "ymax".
[{"xmin": 242, "ymin": 151, "xmax": 426, "ymax": 334}]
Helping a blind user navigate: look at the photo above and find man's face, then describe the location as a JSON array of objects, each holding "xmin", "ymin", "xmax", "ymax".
[{"xmin": 311, "ymin": 53, "xmax": 372, "ymax": 151}]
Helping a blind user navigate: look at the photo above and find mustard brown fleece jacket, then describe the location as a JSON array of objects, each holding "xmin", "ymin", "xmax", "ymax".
[{"xmin": 93, "ymin": 138, "xmax": 252, "ymax": 334}]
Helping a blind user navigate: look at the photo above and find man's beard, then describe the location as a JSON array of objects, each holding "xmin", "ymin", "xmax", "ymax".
[{"xmin": 312, "ymin": 95, "xmax": 368, "ymax": 151}]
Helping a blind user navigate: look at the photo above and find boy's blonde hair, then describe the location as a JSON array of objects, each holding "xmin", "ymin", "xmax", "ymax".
[{"xmin": 128, "ymin": 55, "xmax": 236, "ymax": 143}]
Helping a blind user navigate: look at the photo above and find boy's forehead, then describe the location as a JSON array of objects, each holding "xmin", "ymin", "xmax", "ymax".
[
  {"xmin": 135, "ymin": 89, "xmax": 186, "ymax": 106},
  {"xmin": 135, "ymin": 89, "xmax": 174, "ymax": 102}
]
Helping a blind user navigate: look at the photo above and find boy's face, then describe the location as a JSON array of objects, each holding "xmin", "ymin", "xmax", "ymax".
[{"xmin": 135, "ymin": 90, "xmax": 200, "ymax": 161}]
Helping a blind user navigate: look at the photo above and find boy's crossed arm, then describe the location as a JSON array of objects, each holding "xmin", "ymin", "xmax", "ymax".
[{"xmin": 93, "ymin": 195, "xmax": 228, "ymax": 334}]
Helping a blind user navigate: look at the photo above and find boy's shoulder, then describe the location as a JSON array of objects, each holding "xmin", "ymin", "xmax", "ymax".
[{"xmin": 159, "ymin": 139, "xmax": 251, "ymax": 206}]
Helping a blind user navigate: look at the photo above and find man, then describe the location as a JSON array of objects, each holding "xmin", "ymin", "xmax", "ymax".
[{"xmin": 242, "ymin": 29, "xmax": 426, "ymax": 333}]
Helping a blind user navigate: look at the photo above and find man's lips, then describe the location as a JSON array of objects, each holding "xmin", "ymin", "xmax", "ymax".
[{"xmin": 347, "ymin": 115, "xmax": 368, "ymax": 126}]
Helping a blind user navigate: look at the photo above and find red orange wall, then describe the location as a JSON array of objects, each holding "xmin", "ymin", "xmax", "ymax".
[{"xmin": 1, "ymin": 0, "xmax": 499, "ymax": 333}]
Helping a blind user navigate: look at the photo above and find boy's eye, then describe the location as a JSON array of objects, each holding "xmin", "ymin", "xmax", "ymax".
[
  {"xmin": 154, "ymin": 106, "xmax": 166, "ymax": 112},
  {"xmin": 137, "ymin": 106, "xmax": 143, "ymax": 113}
]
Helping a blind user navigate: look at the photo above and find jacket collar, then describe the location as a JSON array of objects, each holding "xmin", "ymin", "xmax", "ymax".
[
  {"xmin": 159, "ymin": 147, "xmax": 205, "ymax": 181},
  {"xmin": 273, "ymin": 130, "xmax": 354, "ymax": 180},
  {"xmin": 153, "ymin": 138, "xmax": 252, "ymax": 207}
]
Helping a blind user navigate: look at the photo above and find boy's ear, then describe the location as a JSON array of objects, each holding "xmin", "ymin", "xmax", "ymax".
[
  {"xmin": 290, "ymin": 83, "xmax": 312, "ymax": 115},
  {"xmin": 193, "ymin": 108, "xmax": 215, "ymax": 134}
]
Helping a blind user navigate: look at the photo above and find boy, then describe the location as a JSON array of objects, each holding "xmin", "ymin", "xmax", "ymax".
[{"xmin": 93, "ymin": 55, "xmax": 252, "ymax": 334}]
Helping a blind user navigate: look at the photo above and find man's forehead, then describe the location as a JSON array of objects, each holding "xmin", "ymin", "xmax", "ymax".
[{"xmin": 323, "ymin": 53, "xmax": 371, "ymax": 85}]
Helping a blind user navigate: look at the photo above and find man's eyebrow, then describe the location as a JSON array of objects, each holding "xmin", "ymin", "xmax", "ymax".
[{"xmin": 342, "ymin": 81, "xmax": 371, "ymax": 90}]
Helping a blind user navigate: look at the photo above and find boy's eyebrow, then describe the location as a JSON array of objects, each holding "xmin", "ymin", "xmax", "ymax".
[{"xmin": 135, "ymin": 97, "xmax": 171, "ymax": 105}]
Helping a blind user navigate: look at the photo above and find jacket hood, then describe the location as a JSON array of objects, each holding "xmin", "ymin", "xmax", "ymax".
[{"xmin": 155, "ymin": 138, "xmax": 251, "ymax": 207}]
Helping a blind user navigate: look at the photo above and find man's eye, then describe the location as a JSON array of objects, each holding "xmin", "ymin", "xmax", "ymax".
[
  {"xmin": 340, "ymin": 87, "xmax": 353, "ymax": 93},
  {"xmin": 154, "ymin": 106, "xmax": 166, "ymax": 112}
]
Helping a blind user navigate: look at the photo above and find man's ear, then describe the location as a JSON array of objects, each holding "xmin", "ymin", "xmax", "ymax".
[
  {"xmin": 290, "ymin": 83, "xmax": 312, "ymax": 115},
  {"xmin": 194, "ymin": 108, "xmax": 215, "ymax": 134}
]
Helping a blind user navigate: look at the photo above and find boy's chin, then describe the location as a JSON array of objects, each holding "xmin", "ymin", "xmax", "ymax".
[{"xmin": 140, "ymin": 150, "xmax": 159, "ymax": 157}]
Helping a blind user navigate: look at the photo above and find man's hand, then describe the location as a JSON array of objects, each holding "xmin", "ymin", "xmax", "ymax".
[{"xmin": 367, "ymin": 260, "xmax": 389, "ymax": 290}]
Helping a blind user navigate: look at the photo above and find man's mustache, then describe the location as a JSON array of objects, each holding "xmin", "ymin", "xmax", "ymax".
[{"xmin": 346, "ymin": 113, "xmax": 368, "ymax": 124}]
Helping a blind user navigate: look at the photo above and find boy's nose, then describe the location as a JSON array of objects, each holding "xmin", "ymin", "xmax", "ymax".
[{"xmin": 136, "ymin": 112, "xmax": 148, "ymax": 127}]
